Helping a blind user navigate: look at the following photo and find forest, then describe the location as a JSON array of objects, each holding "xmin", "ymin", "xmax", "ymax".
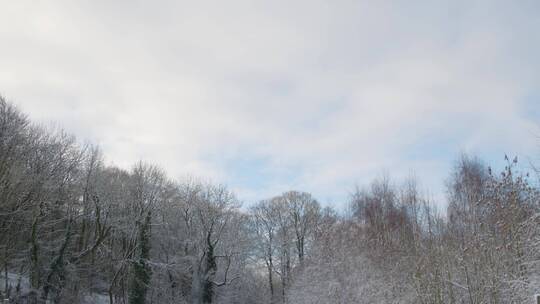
[{"xmin": 0, "ymin": 96, "xmax": 539, "ymax": 304}]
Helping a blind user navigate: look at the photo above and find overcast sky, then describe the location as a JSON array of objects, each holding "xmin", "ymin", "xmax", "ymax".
[{"xmin": 1, "ymin": 0, "xmax": 539, "ymax": 207}]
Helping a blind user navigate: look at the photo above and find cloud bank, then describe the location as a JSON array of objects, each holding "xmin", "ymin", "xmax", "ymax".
[{"xmin": 1, "ymin": 0, "xmax": 539, "ymax": 206}]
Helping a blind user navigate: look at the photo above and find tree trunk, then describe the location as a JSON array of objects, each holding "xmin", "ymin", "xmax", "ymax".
[{"xmin": 128, "ymin": 211, "xmax": 152, "ymax": 304}]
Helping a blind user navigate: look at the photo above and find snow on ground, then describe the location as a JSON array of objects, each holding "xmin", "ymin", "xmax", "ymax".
[
  {"xmin": 0, "ymin": 272, "xmax": 29, "ymax": 294},
  {"xmin": 0, "ymin": 272, "xmax": 108, "ymax": 304}
]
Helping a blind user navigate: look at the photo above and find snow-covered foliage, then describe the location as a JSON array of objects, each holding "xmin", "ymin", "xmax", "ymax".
[{"xmin": 288, "ymin": 221, "xmax": 415, "ymax": 303}]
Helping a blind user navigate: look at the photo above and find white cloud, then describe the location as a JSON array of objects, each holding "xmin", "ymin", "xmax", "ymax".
[{"xmin": 1, "ymin": 0, "xmax": 539, "ymax": 207}]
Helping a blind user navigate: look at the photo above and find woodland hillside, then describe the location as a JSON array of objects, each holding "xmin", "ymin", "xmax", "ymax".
[{"xmin": 0, "ymin": 97, "xmax": 539, "ymax": 303}]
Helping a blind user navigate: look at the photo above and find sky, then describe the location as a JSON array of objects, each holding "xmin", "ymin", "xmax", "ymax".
[{"xmin": 1, "ymin": 0, "xmax": 539, "ymax": 208}]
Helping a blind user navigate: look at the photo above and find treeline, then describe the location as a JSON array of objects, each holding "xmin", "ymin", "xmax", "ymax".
[
  {"xmin": 0, "ymin": 96, "xmax": 539, "ymax": 304},
  {"xmin": 288, "ymin": 157, "xmax": 540, "ymax": 303}
]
